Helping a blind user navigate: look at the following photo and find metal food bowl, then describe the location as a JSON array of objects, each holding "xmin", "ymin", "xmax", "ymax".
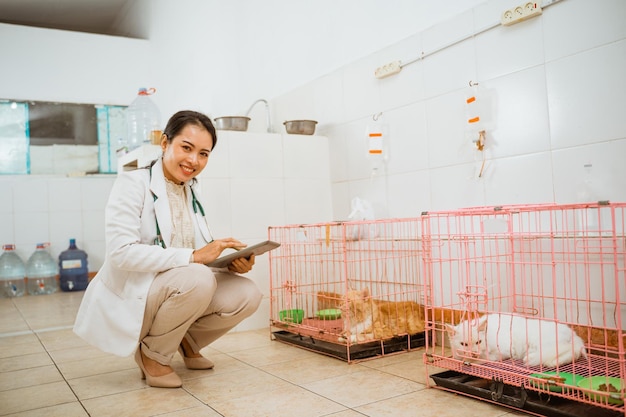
[
  {"xmin": 283, "ymin": 120, "xmax": 317, "ymax": 135},
  {"xmin": 214, "ymin": 116, "xmax": 250, "ymax": 131}
]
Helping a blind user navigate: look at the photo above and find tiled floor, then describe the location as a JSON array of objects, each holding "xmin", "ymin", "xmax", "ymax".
[{"xmin": 0, "ymin": 292, "xmax": 531, "ymax": 417}]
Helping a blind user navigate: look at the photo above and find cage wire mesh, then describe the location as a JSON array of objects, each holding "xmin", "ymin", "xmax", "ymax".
[
  {"xmin": 268, "ymin": 217, "xmax": 424, "ymax": 362},
  {"xmin": 421, "ymin": 202, "xmax": 626, "ymax": 414}
]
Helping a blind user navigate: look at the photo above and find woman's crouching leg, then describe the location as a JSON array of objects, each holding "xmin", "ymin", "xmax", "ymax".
[
  {"xmin": 140, "ymin": 263, "xmax": 217, "ymax": 364},
  {"xmin": 184, "ymin": 271, "xmax": 262, "ymax": 352}
]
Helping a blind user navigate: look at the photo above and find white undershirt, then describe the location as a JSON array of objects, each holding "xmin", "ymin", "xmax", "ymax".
[{"xmin": 164, "ymin": 178, "xmax": 195, "ymax": 249}]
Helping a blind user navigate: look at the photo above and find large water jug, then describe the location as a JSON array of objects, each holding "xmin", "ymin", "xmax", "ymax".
[
  {"xmin": 0, "ymin": 244, "xmax": 26, "ymax": 298},
  {"xmin": 126, "ymin": 87, "xmax": 161, "ymax": 151},
  {"xmin": 26, "ymin": 243, "xmax": 58, "ymax": 295},
  {"xmin": 59, "ymin": 239, "xmax": 89, "ymax": 291}
]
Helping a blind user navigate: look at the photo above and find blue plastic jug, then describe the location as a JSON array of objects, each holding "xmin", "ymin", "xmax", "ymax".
[{"xmin": 59, "ymin": 239, "xmax": 89, "ymax": 291}]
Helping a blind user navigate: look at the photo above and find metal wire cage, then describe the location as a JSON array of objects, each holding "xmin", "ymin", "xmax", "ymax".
[
  {"xmin": 421, "ymin": 202, "xmax": 626, "ymax": 415},
  {"xmin": 268, "ymin": 218, "xmax": 424, "ymax": 362}
]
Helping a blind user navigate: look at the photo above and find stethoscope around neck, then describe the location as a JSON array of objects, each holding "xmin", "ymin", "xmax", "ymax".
[{"xmin": 149, "ymin": 162, "xmax": 213, "ymax": 248}]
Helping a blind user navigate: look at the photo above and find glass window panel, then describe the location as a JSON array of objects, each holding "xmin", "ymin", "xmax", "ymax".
[
  {"xmin": 97, "ymin": 105, "xmax": 127, "ymax": 174},
  {"xmin": 0, "ymin": 100, "xmax": 127, "ymax": 175},
  {"xmin": 0, "ymin": 101, "xmax": 29, "ymax": 174}
]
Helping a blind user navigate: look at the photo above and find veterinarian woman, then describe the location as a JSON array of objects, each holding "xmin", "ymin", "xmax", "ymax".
[{"xmin": 74, "ymin": 110, "xmax": 262, "ymax": 388}]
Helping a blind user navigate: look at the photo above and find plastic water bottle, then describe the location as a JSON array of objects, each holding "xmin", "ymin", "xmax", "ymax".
[
  {"xmin": 0, "ymin": 244, "xmax": 26, "ymax": 298},
  {"xmin": 126, "ymin": 87, "xmax": 161, "ymax": 151},
  {"xmin": 26, "ymin": 243, "xmax": 58, "ymax": 295},
  {"xmin": 59, "ymin": 239, "xmax": 89, "ymax": 292}
]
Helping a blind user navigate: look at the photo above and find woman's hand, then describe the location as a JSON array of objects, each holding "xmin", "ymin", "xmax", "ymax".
[
  {"xmin": 228, "ymin": 254, "xmax": 255, "ymax": 273},
  {"xmin": 191, "ymin": 238, "xmax": 247, "ymax": 265}
]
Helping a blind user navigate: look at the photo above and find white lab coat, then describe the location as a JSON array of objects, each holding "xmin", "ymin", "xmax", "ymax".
[{"xmin": 73, "ymin": 158, "xmax": 214, "ymax": 357}]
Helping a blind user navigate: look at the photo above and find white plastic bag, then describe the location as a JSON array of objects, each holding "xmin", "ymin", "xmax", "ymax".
[{"xmin": 347, "ymin": 197, "xmax": 378, "ymax": 240}]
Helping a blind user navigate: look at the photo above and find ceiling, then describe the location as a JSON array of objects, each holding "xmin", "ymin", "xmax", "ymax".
[{"xmin": 0, "ymin": 0, "xmax": 132, "ymax": 37}]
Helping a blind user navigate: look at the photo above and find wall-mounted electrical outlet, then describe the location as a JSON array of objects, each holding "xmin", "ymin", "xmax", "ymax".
[
  {"xmin": 375, "ymin": 61, "xmax": 402, "ymax": 79},
  {"xmin": 501, "ymin": 1, "xmax": 542, "ymax": 26}
]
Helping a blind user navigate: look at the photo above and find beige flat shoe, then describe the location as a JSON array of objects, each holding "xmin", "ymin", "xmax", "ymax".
[{"xmin": 134, "ymin": 347, "xmax": 182, "ymax": 388}]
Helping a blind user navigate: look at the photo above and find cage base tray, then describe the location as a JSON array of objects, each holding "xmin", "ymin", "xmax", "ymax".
[
  {"xmin": 272, "ymin": 330, "xmax": 424, "ymax": 362},
  {"xmin": 431, "ymin": 370, "xmax": 622, "ymax": 417}
]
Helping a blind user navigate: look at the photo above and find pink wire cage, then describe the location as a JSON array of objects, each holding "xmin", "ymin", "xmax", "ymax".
[
  {"xmin": 421, "ymin": 202, "xmax": 626, "ymax": 414},
  {"xmin": 268, "ymin": 218, "xmax": 424, "ymax": 363}
]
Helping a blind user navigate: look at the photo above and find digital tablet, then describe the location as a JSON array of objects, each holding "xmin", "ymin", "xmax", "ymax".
[{"xmin": 206, "ymin": 240, "xmax": 281, "ymax": 268}]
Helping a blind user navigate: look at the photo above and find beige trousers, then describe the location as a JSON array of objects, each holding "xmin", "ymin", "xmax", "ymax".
[{"xmin": 139, "ymin": 263, "xmax": 262, "ymax": 365}]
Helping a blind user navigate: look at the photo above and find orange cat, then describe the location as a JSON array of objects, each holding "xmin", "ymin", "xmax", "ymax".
[
  {"xmin": 339, "ymin": 287, "xmax": 425, "ymax": 343},
  {"xmin": 316, "ymin": 291, "xmax": 343, "ymax": 311}
]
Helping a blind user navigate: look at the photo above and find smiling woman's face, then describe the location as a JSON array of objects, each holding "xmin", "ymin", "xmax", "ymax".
[{"xmin": 161, "ymin": 123, "xmax": 213, "ymax": 184}]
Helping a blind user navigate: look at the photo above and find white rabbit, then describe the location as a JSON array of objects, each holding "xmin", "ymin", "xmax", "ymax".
[{"xmin": 445, "ymin": 313, "xmax": 587, "ymax": 367}]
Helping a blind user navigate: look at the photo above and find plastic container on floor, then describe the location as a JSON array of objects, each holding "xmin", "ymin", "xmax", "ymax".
[
  {"xmin": 0, "ymin": 244, "xmax": 26, "ymax": 298},
  {"xmin": 59, "ymin": 239, "xmax": 89, "ymax": 292},
  {"xmin": 26, "ymin": 243, "xmax": 58, "ymax": 295}
]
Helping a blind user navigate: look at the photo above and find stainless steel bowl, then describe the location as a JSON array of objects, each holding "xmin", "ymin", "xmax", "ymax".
[
  {"xmin": 214, "ymin": 116, "xmax": 250, "ymax": 131},
  {"xmin": 283, "ymin": 120, "xmax": 317, "ymax": 135}
]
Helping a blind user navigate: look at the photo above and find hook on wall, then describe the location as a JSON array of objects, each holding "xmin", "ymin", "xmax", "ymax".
[
  {"xmin": 373, "ymin": 112, "xmax": 383, "ymax": 121},
  {"xmin": 469, "ymin": 80, "xmax": 479, "ymax": 87}
]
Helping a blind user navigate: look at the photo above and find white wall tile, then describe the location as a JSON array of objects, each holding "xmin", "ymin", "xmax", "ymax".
[
  {"xmin": 547, "ymin": 41, "xmax": 626, "ymax": 149},
  {"xmin": 80, "ymin": 177, "xmax": 113, "ymax": 210},
  {"xmin": 331, "ymin": 182, "xmax": 351, "ymax": 222},
  {"xmin": 475, "ymin": 15, "xmax": 544, "ymax": 82},
  {"xmin": 487, "ymin": 66, "xmax": 550, "ymax": 157},
  {"xmin": 426, "ymin": 91, "xmax": 473, "ymax": 168},
  {"xmin": 48, "ymin": 178, "xmax": 82, "ymax": 212},
  {"xmin": 0, "ymin": 212, "xmax": 15, "ymax": 245},
  {"xmin": 49, "ymin": 241, "xmax": 67, "ymax": 266},
  {"xmin": 272, "ymin": 90, "xmax": 307, "ymax": 134},
  {"xmin": 552, "ymin": 139, "xmax": 626, "ymax": 204},
  {"xmin": 284, "ymin": 179, "xmax": 333, "ymax": 225},
  {"xmin": 482, "ymin": 152, "xmax": 554, "ymax": 206},
  {"xmin": 543, "ymin": 0, "xmax": 626, "ymax": 62},
  {"xmin": 423, "ymin": 8, "xmax": 475, "ymax": 56},
  {"xmin": 82, "ymin": 210, "xmax": 105, "ymax": 242},
  {"xmin": 0, "ymin": 179, "xmax": 14, "ymax": 214},
  {"xmin": 49, "ymin": 210, "xmax": 84, "ymax": 246},
  {"xmin": 326, "ymin": 125, "xmax": 350, "ymax": 183},
  {"xmin": 312, "ymin": 72, "xmax": 345, "ymax": 128},
  {"xmin": 342, "ymin": 54, "xmax": 383, "ymax": 121},
  {"xmin": 14, "ymin": 211, "xmax": 49, "ymax": 250},
  {"xmin": 198, "ymin": 178, "xmax": 232, "ymax": 240},
  {"xmin": 429, "ymin": 163, "xmax": 486, "ymax": 211},
  {"xmin": 14, "ymin": 178, "xmax": 49, "ymax": 212},
  {"xmin": 422, "ymin": 40, "xmax": 476, "ymax": 100},
  {"xmin": 282, "ymin": 135, "xmax": 330, "ymax": 180},
  {"xmin": 273, "ymin": 83, "xmax": 317, "ymax": 127},
  {"xmin": 230, "ymin": 178, "xmax": 285, "ymax": 240},
  {"xmin": 228, "ymin": 133, "xmax": 283, "ymax": 179},
  {"xmin": 384, "ymin": 101, "xmax": 429, "ymax": 174},
  {"xmin": 344, "ymin": 119, "xmax": 375, "ymax": 182},
  {"xmin": 387, "ymin": 171, "xmax": 431, "ymax": 218}
]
